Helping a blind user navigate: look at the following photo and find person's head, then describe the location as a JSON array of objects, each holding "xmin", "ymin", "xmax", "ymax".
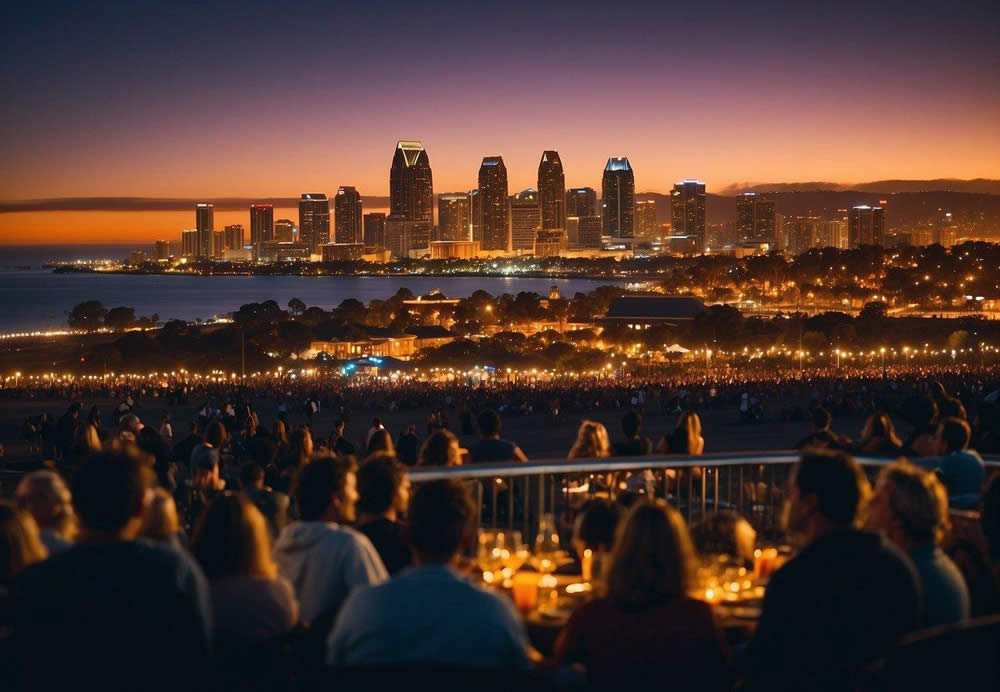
[
  {"xmin": 786, "ymin": 451, "xmax": 871, "ymax": 538},
  {"xmin": 690, "ymin": 511, "xmax": 757, "ymax": 563},
  {"xmin": 294, "ymin": 454, "xmax": 359, "ymax": 522},
  {"xmin": 569, "ymin": 420, "xmax": 611, "ymax": 459},
  {"xmin": 372, "ymin": 417, "xmax": 382, "ymax": 428},
  {"xmin": 671, "ymin": 411, "xmax": 703, "ymax": 454},
  {"xmin": 861, "ymin": 411, "xmax": 901, "ymax": 446},
  {"xmin": 935, "ymin": 417, "xmax": 971, "ymax": 454},
  {"xmin": 407, "ymin": 479, "xmax": 476, "ymax": 564},
  {"xmin": 239, "ymin": 462, "xmax": 265, "ymax": 490},
  {"xmin": 812, "ymin": 407, "xmax": 832, "ymax": 432},
  {"xmin": 417, "ymin": 429, "xmax": 461, "ymax": 466},
  {"xmin": 603, "ymin": 501, "xmax": 696, "ymax": 609},
  {"xmin": 367, "ymin": 428, "xmax": 395, "ymax": 456},
  {"xmin": 138, "ymin": 488, "xmax": 180, "ymax": 542},
  {"xmin": 357, "ymin": 456, "xmax": 410, "ymax": 518},
  {"xmin": 938, "ymin": 395, "xmax": 967, "ymax": 421},
  {"xmin": 120, "ymin": 413, "xmax": 143, "ymax": 436},
  {"xmin": 866, "ymin": 460, "xmax": 949, "ymax": 551},
  {"xmin": 573, "ymin": 498, "xmax": 621, "ymax": 555},
  {"xmin": 205, "ymin": 420, "xmax": 228, "ymax": 448},
  {"xmin": 477, "ymin": 410, "xmax": 501, "ymax": 438},
  {"xmin": 621, "ymin": 410, "xmax": 642, "ymax": 439},
  {"xmin": 15, "ymin": 470, "xmax": 77, "ymax": 538},
  {"xmin": 192, "ymin": 445, "xmax": 221, "ymax": 488},
  {"xmin": 290, "ymin": 427, "xmax": 314, "ymax": 461},
  {"xmin": 191, "ymin": 494, "xmax": 276, "ymax": 580},
  {"xmin": 902, "ymin": 394, "xmax": 938, "ymax": 431},
  {"xmin": 0, "ymin": 502, "xmax": 47, "ymax": 586},
  {"xmin": 71, "ymin": 448, "xmax": 155, "ymax": 539}
]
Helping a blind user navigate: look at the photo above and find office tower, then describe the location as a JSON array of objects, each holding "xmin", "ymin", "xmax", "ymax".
[
  {"xmin": 478, "ymin": 156, "xmax": 509, "ymax": 251},
  {"xmin": 195, "ymin": 203, "xmax": 214, "ymax": 259},
  {"xmin": 577, "ymin": 215, "xmax": 603, "ymax": 248},
  {"xmin": 363, "ymin": 212, "xmax": 387, "ymax": 251},
  {"xmin": 788, "ymin": 218, "xmax": 818, "ymax": 255},
  {"xmin": 153, "ymin": 240, "xmax": 174, "ymax": 261},
  {"xmin": 534, "ymin": 229, "xmax": 566, "ymax": 258},
  {"xmin": 212, "ymin": 230, "xmax": 225, "ymax": 258},
  {"xmin": 818, "ymin": 220, "xmax": 848, "ymax": 249},
  {"xmin": 601, "ymin": 158, "xmax": 634, "ymax": 238},
  {"xmin": 438, "ymin": 193, "xmax": 471, "ymax": 241},
  {"xmin": 299, "ymin": 193, "xmax": 330, "ymax": 249},
  {"xmin": 848, "ymin": 205, "xmax": 885, "ymax": 247},
  {"xmin": 249, "ymin": 203, "xmax": 273, "ymax": 249},
  {"xmin": 469, "ymin": 189, "xmax": 482, "ymax": 242},
  {"xmin": 385, "ymin": 213, "xmax": 429, "ymax": 258},
  {"xmin": 774, "ymin": 213, "xmax": 787, "ymax": 250},
  {"xmin": 334, "ymin": 186, "xmax": 363, "ymax": 244},
  {"xmin": 670, "ymin": 179, "xmax": 706, "ymax": 252},
  {"xmin": 274, "ymin": 218, "xmax": 296, "ymax": 242},
  {"xmin": 509, "ymin": 188, "xmax": 541, "ymax": 251},
  {"xmin": 736, "ymin": 193, "xmax": 776, "ymax": 244},
  {"xmin": 390, "ymin": 140, "xmax": 434, "ymax": 225},
  {"xmin": 224, "ymin": 224, "xmax": 245, "ymax": 250},
  {"xmin": 566, "ymin": 187, "xmax": 597, "ymax": 217},
  {"xmin": 181, "ymin": 229, "xmax": 198, "ymax": 257},
  {"xmin": 537, "ymin": 150, "xmax": 566, "ymax": 231},
  {"xmin": 635, "ymin": 200, "xmax": 657, "ymax": 240}
]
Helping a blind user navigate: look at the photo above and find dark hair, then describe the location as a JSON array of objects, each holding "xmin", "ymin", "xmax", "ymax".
[
  {"xmin": 690, "ymin": 511, "xmax": 744, "ymax": 557},
  {"xmin": 294, "ymin": 455, "xmax": 357, "ymax": 521},
  {"xmin": 812, "ymin": 407, "xmax": 832, "ymax": 430},
  {"xmin": 939, "ymin": 417, "xmax": 971, "ymax": 452},
  {"xmin": 576, "ymin": 499, "xmax": 621, "ymax": 552},
  {"xmin": 902, "ymin": 394, "xmax": 938, "ymax": 430},
  {"xmin": 357, "ymin": 456, "xmax": 407, "ymax": 515},
  {"xmin": 477, "ymin": 410, "xmax": 501, "ymax": 437},
  {"xmin": 407, "ymin": 479, "xmax": 475, "ymax": 562},
  {"xmin": 417, "ymin": 429, "xmax": 460, "ymax": 466},
  {"xmin": 367, "ymin": 429, "xmax": 395, "ymax": 456},
  {"xmin": 205, "ymin": 421, "xmax": 228, "ymax": 448},
  {"xmin": 72, "ymin": 449, "xmax": 153, "ymax": 532},
  {"xmin": 190, "ymin": 494, "xmax": 275, "ymax": 579},
  {"xmin": 622, "ymin": 410, "xmax": 641, "ymax": 438},
  {"xmin": 938, "ymin": 395, "xmax": 967, "ymax": 421},
  {"xmin": 240, "ymin": 462, "xmax": 264, "ymax": 488},
  {"xmin": 793, "ymin": 451, "xmax": 869, "ymax": 526}
]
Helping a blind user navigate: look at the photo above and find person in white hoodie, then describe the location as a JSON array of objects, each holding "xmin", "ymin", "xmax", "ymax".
[{"xmin": 273, "ymin": 454, "xmax": 387, "ymax": 635}]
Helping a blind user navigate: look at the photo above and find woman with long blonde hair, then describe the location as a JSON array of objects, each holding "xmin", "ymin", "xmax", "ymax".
[
  {"xmin": 657, "ymin": 411, "xmax": 705, "ymax": 455},
  {"xmin": 1, "ymin": 501, "xmax": 48, "ymax": 587},
  {"xmin": 568, "ymin": 420, "xmax": 611, "ymax": 459}
]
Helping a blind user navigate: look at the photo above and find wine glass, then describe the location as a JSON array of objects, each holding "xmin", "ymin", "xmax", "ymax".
[
  {"xmin": 477, "ymin": 530, "xmax": 504, "ymax": 583},
  {"xmin": 498, "ymin": 530, "xmax": 529, "ymax": 578},
  {"xmin": 533, "ymin": 513, "xmax": 561, "ymax": 574}
]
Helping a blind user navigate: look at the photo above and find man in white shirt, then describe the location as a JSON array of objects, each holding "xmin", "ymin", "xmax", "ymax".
[
  {"xmin": 273, "ymin": 455, "xmax": 387, "ymax": 633},
  {"xmin": 327, "ymin": 478, "xmax": 531, "ymax": 669}
]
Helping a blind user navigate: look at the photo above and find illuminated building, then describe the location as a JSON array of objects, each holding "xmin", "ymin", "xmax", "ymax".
[
  {"xmin": 430, "ymin": 240, "xmax": 480, "ymax": 259},
  {"xmin": 298, "ymin": 193, "xmax": 330, "ymax": 249},
  {"xmin": 736, "ymin": 192, "xmax": 776, "ymax": 243},
  {"xmin": 250, "ymin": 203, "xmax": 273, "ymax": 251},
  {"xmin": 195, "ymin": 203, "xmax": 214, "ymax": 259},
  {"xmin": 537, "ymin": 150, "xmax": 565, "ymax": 232},
  {"xmin": 153, "ymin": 240, "xmax": 175, "ymax": 261},
  {"xmin": 469, "ymin": 189, "xmax": 482, "ymax": 243},
  {"xmin": 212, "ymin": 230, "xmax": 225, "ymax": 258},
  {"xmin": 601, "ymin": 157, "xmax": 634, "ymax": 238},
  {"xmin": 438, "ymin": 193, "xmax": 471, "ymax": 241},
  {"xmin": 390, "ymin": 140, "xmax": 434, "ymax": 225},
  {"xmin": 478, "ymin": 156, "xmax": 509, "ymax": 251},
  {"xmin": 635, "ymin": 200, "xmax": 658, "ymax": 240},
  {"xmin": 322, "ymin": 242, "xmax": 365, "ymax": 261},
  {"xmin": 566, "ymin": 187, "xmax": 597, "ymax": 217},
  {"xmin": 258, "ymin": 241, "xmax": 313, "ymax": 261},
  {"xmin": 385, "ymin": 214, "xmax": 431, "ymax": 258},
  {"xmin": 848, "ymin": 204, "xmax": 885, "ymax": 247},
  {"xmin": 788, "ymin": 218, "xmax": 819, "ymax": 254},
  {"xmin": 363, "ymin": 212, "xmax": 386, "ymax": 252},
  {"xmin": 534, "ymin": 229, "xmax": 566, "ymax": 258},
  {"xmin": 509, "ymin": 188, "xmax": 541, "ymax": 252},
  {"xmin": 818, "ymin": 220, "xmax": 848, "ymax": 249},
  {"xmin": 576, "ymin": 215, "xmax": 602, "ymax": 249},
  {"xmin": 670, "ymin": 180, "xmax": 706, "ymax": 252},
  {"xmin": 127, "ymin": 250, "xmax": 150, "ymax": 266},
  {"xmin": 224, "ymin": 224, "xmax": 245, "ymax": 250},
  {"xmin": 274, "ymin": 218, "xmax": 296, "ymax": 242},
  {"xmin": 181, "ymin": 229, "xmax": 198, "ymax": 257},
  {"xmin": 334, "ymin": 186, "xmax": 363, "ymax": 244}
]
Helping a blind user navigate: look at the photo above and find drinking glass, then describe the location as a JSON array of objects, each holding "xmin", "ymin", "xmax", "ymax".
[
  {"xmin": 497, "ymin": 530, "xmax": 529, "ymax": 578},
  {"xmin": 478, "ymin": 530, "xmax": 504, "ymax": 582},
  {"xmin": 534, "ymin": 513, "xmax": 561, "ymax": 574}
]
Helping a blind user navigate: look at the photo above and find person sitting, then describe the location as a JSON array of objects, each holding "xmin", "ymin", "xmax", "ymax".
[
  {"xmin": 366, "ymin": 428, "xmax": 396, "ymax": 459},
  {"xmin": 14, "ymin": 470, "xmax": 77, "ymax": 555},
  {"xmin": 794, "ymin": 407, "xmax": 848, "ymax": 451},
  {"xmin": 656, "ymin": 411, "xmax": 705, "ymax": 455},
  {"xmin": 690, "ymin": 510, "xmax": 757, "ymax": 569},
  {"xmin": 914, "ymin": 417, "xmax": 986, "ymax": 508},
  {"xmin": 568, "ymin": 420, "xmax": 611, "ymax": 459},
  {"xmin": 191, "ymin": 494, "xmax": 298, "ymax": 651},
  {"xmin": 571, "ymin": 498, "xmax": 621, "ymax": 583},
  {"xmin": 1, "ymin": 501, "xmax": 47, "ymax": 588},
  {"xmin": 865, "ymin": 460, "xmax": 970, "ymax": 627},
  {"xmin": 138, "ymin": 487, "xmax": 185, "ymax": 548},
  {"xmin": 417, "ymin": 429, "xmax": 463, "ymax": 466},
  {"xmin": 612, "ymin": 410, "xmax": 652, "ymax": 457},
  {"xmin": 327, "ymin": 479, "xmax": 531, "ymax": 668},
  {"xmin": 554, "ymin": 501, "xmax": 729, "ymax": 690},
  {"xmin": 468, "ymin": 410, "xmax": 527, "ymax": 463},
  {"xmin": 9, "ymin": 448, "xmax": 212, "ymax": 691},
  {"xmin": 330, "ymin": 419, "xmax": 356, "ymax": 456},
  {"xmin": 356, "ymin": 456, "xmax": 413, "ymax": 575},
  {"xmin": 272, "ymin": 455, "xmax": 386, "ymax": 638},
  {"xmin": 901, "ymin": 394, "xmax": 939, "ymax": 457},
  {"xmin": 239, "ymin": 461, "xmax": 289, "ymax": 537},
  {"xmin": 853, "ymin": 411, "xmax": 904, "ymax": 457},
  {"xmin": 396, "ymin": 425, "xmax": 420, "ymax": 466},
  {"xmin": 742, "ymin": 451, "xmax": 920, "ymax": 690}
]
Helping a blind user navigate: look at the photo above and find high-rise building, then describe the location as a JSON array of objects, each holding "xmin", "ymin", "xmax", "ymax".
[
  {"xmin": 788, "ymin": 218, "xmax": 819, "ymax": 255},
  {"xmin": 438, "ymin": 193, "xmax": 471, "ymax": 242},
  {"xmin": 249, "ymin": 203, "xmax": 273, "ymax": 250},
  {"xmin": 363, "ymin": 212, "xmax": 387, "ymax": 252},
  {"xmin": 736, "ymin": 193, "xmax": 776, "ymax": 244},
  {"xmin": 299, "ymin": 193, "xmax": 330, "ymax": 249},
  {"xmin": 509, "ymin": 189, "xmax": 541, "ymax": 252},
  {"xmin": 635, "ymin": 200, "xmax": 658, "ymax": 240},
  {"xmin": 224, "ymin": 224, "xmax": 245, "ymax": 250},
  {"xmin": 212, "ymin": 230, "xmax": 226, "ymax": 258},
  {"xmin": 818, "ymin": 220, "xmax": 848, "ymax": 249},
  {"xmin": 195, "ymin": 203, "xmax": 214, "ymax": 259},
  {"xmin": 181, "ymin": 229, "xmax": 198, "ymax": 257},
  {"xmin": 577, "ymin": 215, "xmax": 603, "ymax": 248},
  {"xmin": 601, "ymin": 158, "xmax": 634, "ymax": 238},
  {"xmin": 848, "ymin": 205, "xmax": 886, "ymax": 247},
  {"xmin": 390, "ymin": 140, "xmax": 434, "ymax": 225},
  {"xmin": 334, "ymin": 186, "xmax": 363, "ymax": 244},
  {"xmin": 153, "ymin": 240, "xmax": 175, "ymax": 261},
  {"xmin": 469, "ymin": 189, "xmax": 482, "ymax": 242},
  {"xmin": 534, "ymin": 229, "xmax": 566, "ymax": 258},
  {"xmin": 385, "ymin": 213, "xmax": 430, "ymax": 258},
  {"xmin": 274, "ymin": 219, "xmax": 296, "ymax": 243},
  {"xmin": 566, "ymin": 187, "xmax": 597, "ymax": 217},
  {"xmin": 670, "ymin": 180, "xmax": 706, "ymax": 252},
  {"xmin": 478, "ymin": 156, "xmax": 509, "ymax": 252},
  {"xmin": 537, "ymin": 150, "xmax": 566, "ymax": 232}
]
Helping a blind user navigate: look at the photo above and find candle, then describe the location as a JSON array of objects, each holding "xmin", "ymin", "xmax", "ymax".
[
  {"xmin": 581, "ymin": 549, "xmax": 593, "ymax": 582},
  {"xmin": 754, "ymin": 548, "xmax": 779, "ymax": 579},
  {"xmin": 512, "ymin": 572, "xmax": 539, "ymax": 613}
]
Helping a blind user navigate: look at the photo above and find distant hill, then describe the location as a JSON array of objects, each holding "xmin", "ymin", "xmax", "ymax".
[
  {"xmin": 715, "ymin": 179, "xmax": 1000, "ymax": 196},
  {"xmin": 0, "ymin": 196, "xmax": 392, "ymax": 212}
]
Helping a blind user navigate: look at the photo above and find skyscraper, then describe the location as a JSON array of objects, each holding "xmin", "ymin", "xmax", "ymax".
[
  {"xmin": 601, "ymin": 158, "xmax": 634, "ymax": 238},
  {"xmin": 478, "ymin": 156, "xmax": 509, "ymax": 252},
  {"xmin": 788, "ymin": 218, "xmax": 819, "ymax": 255},
  {"xmin": 469, "ymin": 189, "xmax": 482, "ymax": 242},
  {"xmin": 566, "ymin": 187, "xmax": 597, "ymax": 217},
  {"xmin": 670, "ymin": 180, "xmax": 706, "ymax": 252},
  {"xmin": 390, "ymin": 140, "xmax": 434, "ymax": 225},
  {"xmin": 537, "ymin": 150, "xmax": 565, "ymax": 231},
  {"xmin": 334, "ymin": 186, "xmax": 363, "ymax": 244},
  {"xmin": 635, "ymin": 200, "xmax": 657, "ymax": 240},
  {"xmin": 298, "ymin": 193, "xmax": 330, "ymax": 249},
  {"xmin": 363, "ymin": 212, "xmax": 386, "ymax": 252},
  {"xmin": 153, "ymin": 240, "xmax": 175, "ymax": 261},
  {"xmin": 274, "ymin": 219, "xmax": 296, "ymax": 242},
  {"xmin": 224, "ymin": 224, "xmax": 245, "ymax": 250},
  {"xmin": 181, "ymin": 229, "xmax": 198, "ymax": 257},
  {"xmin": 848, "ymin": 205, "xmax": 886, "ymax": 247},
  {"xmin": 195, "ymin": 203, "xmax": 214, "ymax": 259},
  {"xmin": 250, "ymin": 203, "xmax": 273, "ymax": 250},
  {"xmin": 735, "ymin": 193, "xmax": 776, "ymax": 244},
  {"xmin": 508, "ymin": 189, "xmax": 541, "ymax": 252},
  {"xmin": 438, "ymin": 193, "xmax": 471, "ymax": 242},
  {"xmin": 577, "ymin": 216, "xmax": 603, "ymax": 249}
]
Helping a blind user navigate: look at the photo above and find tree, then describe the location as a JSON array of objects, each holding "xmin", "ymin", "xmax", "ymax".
[
  {"xmin": 68, "ymin": 300, "xmax": 106, "ymax": 329},
  {"xmin": 288, "ymin": 297, "xmax": 306, "ymax": 316},
  {"xmin": 105, "ymin": 306, "xmax": 137, "ymax": 330}
]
